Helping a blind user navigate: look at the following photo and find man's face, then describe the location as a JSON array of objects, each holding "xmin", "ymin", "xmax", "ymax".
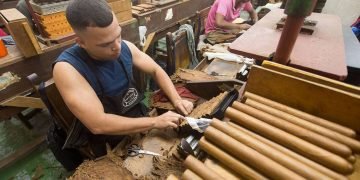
[{"xmin": 76, "ymin": 14, "xmax": 122, "ymax": 61}]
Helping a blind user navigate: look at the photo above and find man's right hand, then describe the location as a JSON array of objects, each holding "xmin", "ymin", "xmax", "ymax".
[{"xmin": 153, "ymin": 111, "xmax": 184, "ymax": 129}]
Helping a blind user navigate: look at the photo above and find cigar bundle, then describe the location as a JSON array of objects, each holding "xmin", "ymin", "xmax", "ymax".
[{"xmin": 179, "ymin": 92, "xmax": 360, "ymax": 179}]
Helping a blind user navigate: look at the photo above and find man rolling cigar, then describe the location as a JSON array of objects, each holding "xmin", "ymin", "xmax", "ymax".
[
  {"xmin": 52, "ymin": 0, "xmax": 193, "ymax": 160},
  {"xmin": 205, "ymin": 0, "xmax": 258, "ymax": 44}
]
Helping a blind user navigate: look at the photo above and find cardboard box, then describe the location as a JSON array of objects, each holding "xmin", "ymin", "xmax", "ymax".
[
  {"xmin": 108, "ymin": 0, "xmax": 132, "ymax": 13},
  {"xmin": 115, "ymin": 10, "xmax": 133, "ymax": 23}
]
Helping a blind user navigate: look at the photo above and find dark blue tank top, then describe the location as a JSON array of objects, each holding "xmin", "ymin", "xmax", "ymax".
[{"xmin": 55, "ymin": 41, "xmax": 133, "ymax": 96}]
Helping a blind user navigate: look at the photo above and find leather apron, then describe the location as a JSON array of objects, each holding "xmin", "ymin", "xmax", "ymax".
[{"xmin": 63, "ymin": 57, "xmax": 147, "ymax": 157}]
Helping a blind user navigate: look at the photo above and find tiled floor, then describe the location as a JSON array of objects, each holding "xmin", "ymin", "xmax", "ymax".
[{"xmin": 0, "ymin": 110, "xmax": 69, "ymax": 179}]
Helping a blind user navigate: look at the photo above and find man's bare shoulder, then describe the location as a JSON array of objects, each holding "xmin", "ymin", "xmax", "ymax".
[
  {"xmin": 123, "ymin": 40, "xmax": 140, "ymax": 54},
  {"xmin": 53, "ymin": 62, "xmax": 78, "ymax": 78},
  {"xmin": 123, "ymin": 40, "xmax": 135, "ymax": 48},
  {"xmin": 52, "ymin": 61, "xmax": 86, "ymax": 88}
]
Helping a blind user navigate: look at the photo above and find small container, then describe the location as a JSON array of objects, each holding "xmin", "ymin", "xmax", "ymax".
[{"xmin": 0, "ymin": 39, "xmax": 8, "ymax": 58}]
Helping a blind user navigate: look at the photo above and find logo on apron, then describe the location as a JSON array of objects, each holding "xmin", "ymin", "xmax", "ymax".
[{"xmin": 122, "ymin": 88, "xmax": 139, "ymax": 107}]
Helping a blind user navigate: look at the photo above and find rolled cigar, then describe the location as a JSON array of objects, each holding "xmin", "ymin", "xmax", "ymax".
[
  {"xmin": 204, "ymin": 158, "xmax": 241, "ymax": 180},
  {"xmin": 182, "ymin": 169, "xmax": 202, "ymax": 180},
  {"xmin": 199, "ymin": 137, "xmax": 268, "ymax": 180},
  {"xmin": 166, "ymin": 174, "xmax": 179, "ymax": 180},
  {"xmin": 225, "ymin": 107, "xmax": 354, "ymax": 174},
  {"xmin": 232, "ymin": 101, "xmax": 352, "ymax": 158},
  {"xmin": 211, "ymin": 119, "xmax": 331, "ymax": 180},
  {"xmin": 245, "ymin": 99, "xmax": 360, "ymax": 153},
  {"xmin": 204, "ymin": 126, "xmax": 305, "ymax": 180},
  {"xmin": 244, "ymin": 92, "xmax": 356, "ymax": 137},
  {"xmin": 183, "ymin": 155, "xmax": 223, "ymax": 180},
  {"xmin": 347, "ymin": 155, "xmax": 356, "ymax": 164},
  {"xmin": 228, "ymin": 122, "xmax": 347, "ymax": 180}
]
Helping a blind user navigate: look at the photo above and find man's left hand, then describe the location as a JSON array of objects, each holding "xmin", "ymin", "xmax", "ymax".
[{"xmin": 174, "ymin": 99, "xmax": 194, "ymax": 116}]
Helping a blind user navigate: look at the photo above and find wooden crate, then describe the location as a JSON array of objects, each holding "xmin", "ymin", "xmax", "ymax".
[
  {"xmin": 244, "ymin": 62, "xmax": 360, "ymax": 179},
  {"xmin": 246, "ymin": 62, "xmax": 360, "ymax": 133},
  {"xmin": 115, "ymin": 10, "xmax": 133, "ymax": 23},
  {"xmin": 108, "ymin": 0, "xmax": 132, "ymax": 13},
  {"xmin": 0, "ymin": 9, "xmax": 41, "ymax": 57}
]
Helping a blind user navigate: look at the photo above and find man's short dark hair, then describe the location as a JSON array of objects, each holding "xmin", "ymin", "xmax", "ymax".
[{"xmin": 66, "ymin": 0, "xmax": 113, "ymax": 31}]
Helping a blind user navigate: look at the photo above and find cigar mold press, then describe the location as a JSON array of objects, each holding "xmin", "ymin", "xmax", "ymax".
[{"xmin": 179, "ymin": 63, "xmax": 360, "ymax": 180}]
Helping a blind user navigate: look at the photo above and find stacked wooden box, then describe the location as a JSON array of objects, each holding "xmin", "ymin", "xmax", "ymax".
[
  {"xmin": 35, "ymin": 12, "xmax": 73, "ymax": 39},
  {"xmin": 107, "ymin": 0, "xmax": 133, "ymax": 23},
  {"xmin": 30, "ymin": 0, "xmax": 73, "ymax": 39},
  {"xmin": 131, "ymin": 3, "xmax": 156, "ymax": 15}
]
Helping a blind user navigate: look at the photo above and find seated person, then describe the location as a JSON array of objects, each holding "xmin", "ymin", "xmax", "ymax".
[
  {"xmin": 205, "ymin": 0, "xmax": 258, "ymax": 44},
  {"xmin": 53, "ymin": 0, "xmax": 194, "ymax": 158}
]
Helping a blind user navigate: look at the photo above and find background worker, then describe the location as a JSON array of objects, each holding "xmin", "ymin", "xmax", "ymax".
[{"xmin": 205, "ymin": 0, "xmax": 258, "ymax": 44}]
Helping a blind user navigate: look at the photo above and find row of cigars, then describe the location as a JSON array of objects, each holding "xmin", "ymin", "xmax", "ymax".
[{"xmin": 181, "ymin": 92, "xmax": 360, "ymax": 179}]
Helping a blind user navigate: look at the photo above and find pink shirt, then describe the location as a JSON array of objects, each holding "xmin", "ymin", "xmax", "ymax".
[{"xmin": 205, "ymin": 0, "xmax": 253, "ymax": 33}]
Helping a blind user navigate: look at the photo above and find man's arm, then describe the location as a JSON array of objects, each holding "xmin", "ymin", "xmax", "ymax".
[
  {"xmin": 248, "ymin": 8, "xmax": 258, "ymax": 23},
  {"xmin": 215, "ymin": 13, "xmax": 251, "ymax": 31},
  {"xmin": 124, "ymin": 41, "xmax": 193, "ymax": 115},
  {"xmin": 53, "ymin": 62, "xmax": 181, "ymax": 135}
]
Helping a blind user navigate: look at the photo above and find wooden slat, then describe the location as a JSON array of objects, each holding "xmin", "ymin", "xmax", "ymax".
[
  {"xmin": 262, "ymin": 61, "xmax": 360, "ymax": 95},
  {"xmin": 0, "ymin": 135, "xmax": 46, "ymax": 170},
  {"xmin": 132, "ymin": 6, "xmax": 146, "ymax": 11},
  {"xmin": 0, "ymin": 106, "xmax": 25, "ymax": 120},
  {"xmin": 0, "ymin": 8, "xmax": 26, "ymax": 22},
  {"xmin": 150, "ymin": 0, "xmax": 178, "ymax": 6},
  {"xmin": 142, "ymin": 32, "xmax": 156, "ymax": 52},
  {"xmin": 132, "ymin": 9, "xmax": 141, "ymax": 15},
  {"xmin": 137, "ymin": 3, "xmax": 156, "ymax": 9},
  {"xmin": 245, "ymin": 65, "xmax": 360, "ymax": 132},
  {"xmin": 1, "ymin": 96, "xmax": 45, "ymax": 109},
  {"xmin": 22, "ymin": 22, "xmax": 42, "ymax": 54}
]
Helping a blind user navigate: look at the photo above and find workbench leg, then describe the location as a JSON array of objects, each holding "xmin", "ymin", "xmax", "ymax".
[{"xmin": 16, "ymin": 108, "xmax": 42, "ymax": 129}]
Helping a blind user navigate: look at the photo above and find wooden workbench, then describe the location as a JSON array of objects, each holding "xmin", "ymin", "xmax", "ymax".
[
  {"xmin": 131, "ymin": 0, "xmax": 214, "ymax": 90},
  {"xmin": 134, "ymin": 0, "xmax": 214, "ymax": 35},
  {"xmin": 228, "ymin": 9, "xmax": 348, "ymax": 81}
]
